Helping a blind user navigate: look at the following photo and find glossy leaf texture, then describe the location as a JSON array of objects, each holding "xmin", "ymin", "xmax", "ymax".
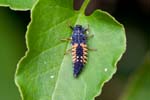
[
  {"xmin": 120, "ymin": 53, "xmax": 150, "ymax": 100},
  {"xmin": 0, "ymin": 0, "xmax": 37, "ymax": 10},
  {"xmin": 15, "ymin": 0, "xmax": 126, "ymax": 100}
]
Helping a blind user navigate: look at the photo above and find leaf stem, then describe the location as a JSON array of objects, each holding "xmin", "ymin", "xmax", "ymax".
[{"xmin": 80, "ymin": 0, "xmax": 90, "ymax": 14}]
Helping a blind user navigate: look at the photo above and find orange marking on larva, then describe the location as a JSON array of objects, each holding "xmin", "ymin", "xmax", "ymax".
[
  {"xmin": 72, "ymin": 56, "xmax": 76, "ymax": 59},
  {"xmin": 72, "ymin": 49, "xmax": 76, "ymax": 52},
  {"xmin": 72, "ymin": 47, "xmax": 76, "ymax": 49},
  {"xmin": 72, "ymin": 55, "xmax": 76, "ymax": 61},
  {"xmin": 72, "ymin": 51, "xmax": 76, "ymax": 54},
  {"xmin": 80, "ymin": 43, "xmax": 87, "ymax": 48},
  {"xmin": 83, "ymin": 56, "xmax": 87, "ymax": 59},
  {"xmin": 73, "ymin": 43, "xmax": 78, "ymax": 47},
  {"xmin": 83, "ymin": 48, "xmax": 88, "ymax": 51},
  {"xmin": 83, "ymin": 59, "xmax": 87, "ymax": 64},
  {"xmin": 72, "ymin": 44, "xmax": 78, "ymax": 54},
  {"xmin": 83, "ymin": 52, "xmax": 87, "ymax": 55},
  {"xmin": 80, "ymin": 43, "xmax": 88, "ymax": 64},
  {"xmin": 72, "ymin": 50, "xmax": 76, "ymax": 52},
  {"xmin": 72, "ymin": 44, "xmax": 78, "ymax": 64},
  {"xmin": 73, "ymin": 59, "xmax": 76, "ymax": 63}
]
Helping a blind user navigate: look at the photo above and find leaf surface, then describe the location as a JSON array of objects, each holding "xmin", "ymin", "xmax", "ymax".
[
  {"xmin": 0, "ymin": 0, "xmax": 37, "ymax": 10},
  {"xmin": 15, "ymin": 0, "xmax": 126, "ymax": 100}
]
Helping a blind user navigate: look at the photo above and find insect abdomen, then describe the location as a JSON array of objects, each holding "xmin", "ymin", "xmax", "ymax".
[{"xmin": 72, "ymin": 43, "xmax": 88, "ymax": 77}]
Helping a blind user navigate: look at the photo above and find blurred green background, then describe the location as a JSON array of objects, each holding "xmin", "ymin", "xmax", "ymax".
[
  {"xmin": 0, "ymin": 7, "xmax": 27, "ymax": 100},
  {"xmin": 0, "ymin": 0, "xmax": 149, "ymax": 100}
]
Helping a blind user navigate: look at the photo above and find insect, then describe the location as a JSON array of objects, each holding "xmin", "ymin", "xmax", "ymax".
[{"xmin": 62, "ymin": 24, "xmax": 94, "ymax": 77}]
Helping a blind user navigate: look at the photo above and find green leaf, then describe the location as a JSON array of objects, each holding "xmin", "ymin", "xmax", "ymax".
[
  {"xmin": 120, "ymin": 53, "xmax": 150, "ymax": 100},
  {"xmin": 0, "ymin": 0, "xmax": 38, "ymax": 10},
  {"xmin": 15, "ymin": 0, "xmax": 126, "ymax": 100}
]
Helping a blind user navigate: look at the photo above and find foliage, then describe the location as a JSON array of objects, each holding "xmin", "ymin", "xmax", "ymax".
[
  {"xmin": 120, "ymin": 53, "xmax": 150, "ymax": 100},
  {"xmin": 0, "ymin": 0, "xmax": 37, "ymax": 10},
  {"xmin": 0, "ymin": 0, "xmax": 126, "ymax": 100}
]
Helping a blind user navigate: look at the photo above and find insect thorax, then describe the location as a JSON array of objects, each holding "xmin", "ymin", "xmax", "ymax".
[{"xmin": 71, "ymin": 25, "xmax": 87, "ymax": 44}]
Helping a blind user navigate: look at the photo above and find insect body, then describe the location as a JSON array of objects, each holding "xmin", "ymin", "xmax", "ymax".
[{"xmin": 71, "ymin": 25, "xmax": 88, "ymax": 77}]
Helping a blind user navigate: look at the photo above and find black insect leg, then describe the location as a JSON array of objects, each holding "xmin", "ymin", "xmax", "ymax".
[
  {"xmin": 84, "ymin": 24, "xmax": 89, "ymax": 33},
  {"xmin": 61, "ymin": 38, "xmax": 72, "ymax": 42},
  {"xmin": 67, "ymin": 21, "xmax": 74, "ymax": 30},
  {"xmin": 69, "ymin": 25, "xmax": 74, "ymax": 30},
  {"xmin": 87, "ymin": 47, "xmax": 97, "ymax": 51}
]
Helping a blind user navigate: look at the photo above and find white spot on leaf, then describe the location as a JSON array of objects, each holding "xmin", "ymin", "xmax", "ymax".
[
  {"xmin": 104, "ymin": 68, "xmax": 108, "ymax": 72},
  {"xmin": 50, "ymin": 75, "xmax": 54, "ymax": 79}
]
